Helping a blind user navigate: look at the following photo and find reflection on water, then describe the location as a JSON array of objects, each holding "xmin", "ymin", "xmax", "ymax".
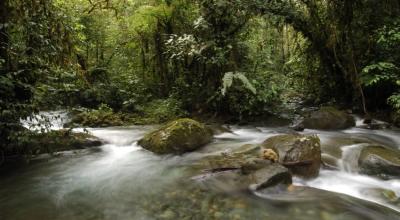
[{"xmin": 1, "ymin": 116, "xmax": 400, "ymax": 220}]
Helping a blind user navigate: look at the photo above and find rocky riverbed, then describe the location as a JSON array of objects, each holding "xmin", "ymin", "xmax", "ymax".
[{"xmin": 1, "ymin": 111, "xmax": 400, "ymax": 220}]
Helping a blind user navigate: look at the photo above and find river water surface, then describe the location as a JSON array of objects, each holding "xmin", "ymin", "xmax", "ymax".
[{"xmin": 1, "ymin": 113, "xmax": 400, "ymax": 219}]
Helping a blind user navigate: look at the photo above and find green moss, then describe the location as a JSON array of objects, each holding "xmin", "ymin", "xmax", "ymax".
[
  {"xmin": 360, "ymin": 146, "xmax": 400, "ymax": 165},
  {"xmin": 138, "ymin": 118, "xmax": 213, "ymax": 154},
  {"xmin": 359, "ymin": 145, "xmax": 400, "ymax": 178},
  {"xmin": 7, "ymin": 129, "xmax": 103, "ymax": 157}
]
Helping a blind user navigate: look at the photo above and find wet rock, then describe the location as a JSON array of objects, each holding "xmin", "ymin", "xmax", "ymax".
[
  {"xmin": 194, "ymin": 170, "xmax": 249, "ymax": 192},
  {"xmin": 359, "ymin": 145, "xmax": 400, "ymax": 177},
  {"xmin": 240, "ymin": 158, "xmax": 272, "ymax": 174},
  {"xmin": 360, "ymin": 188, "xmax": 400, "ymax": 204},
  {"xmin": 195, "ymin": 144, "xmax": 267, "ymax": 174},
  {"xmin": 301, "ymin": 107, "xmax": 355, "ymax": 130},
  {"xmin": 234, "ymin": 144, "xmax": 262, "ymax": 156},
  {"xmin": 391, "ymin": 112, "xmax": 400, "ymax": 127},
  {"xmin": 254, "ymin": 185, "xmax": 334, "ymax": 202},
  {"xmin": 356, "ymin": 124, "xmax": 387, "ymax": 130},
  {"xmin": 262, "ymin": 134, "xmax": 321, "ymax": 178},
  {"xmin": 193, "ymin": 143, "xmax": 292, "ymax": 192},
  {"xmin": 29, "ymin": 129, "xmax": 103, "ymax": 153},
  {"xmin": 138, "ymin": 118, "xmax": 213, "ymax": 154},
  {"xmin": 249, "ymin": 164, "xmax": 292, "ymax": 190},
  {"xmin": 208, "ymin": 124, "xmax": 232, "ymax": 135},
  {"xmin": 363, "ymin": 114, "xmax": 373, "ymax": 124},
  {"xmin": 194, "ymin": 163, "xmax": 292, "ymax": 193},
  {"xmin": 290, "ymin": 123, "xmax": 305, "ymax": 131},
  {"xmin": 321, "ymin": 153, "xmax": 339, "ymax": 170},
  {"xmin": 357, "ymin": 119, "xmax": 391, "ymax": 129}
]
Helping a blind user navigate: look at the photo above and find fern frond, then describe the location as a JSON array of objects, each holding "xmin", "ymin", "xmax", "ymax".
[{"xmin": 221, "ymin": 72, "xmax": 256, "ymax": 96}]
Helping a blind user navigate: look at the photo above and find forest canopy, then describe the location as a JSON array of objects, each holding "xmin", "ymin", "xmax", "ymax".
[{"xmin": 1, "ymin": 0, "xmax": 400, "ymax": 154}]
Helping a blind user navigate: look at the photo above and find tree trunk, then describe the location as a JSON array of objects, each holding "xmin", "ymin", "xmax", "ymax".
[{"xmin": 0, "ymin": 0, "xmax": 9, "ymax": 70}]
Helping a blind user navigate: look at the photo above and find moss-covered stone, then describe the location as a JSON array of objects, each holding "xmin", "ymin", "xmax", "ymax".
[
  {"xmin": 359, "ymin": 145, "xmax": 400, "ymax": 178},
  {"xmin": 138, "ymin": 118, "xmax": 213, "ymax": 154},
  {"xmin": 27, "ymin": 129, "xmax": 103, "ymax": 154},
  {"xmin": 262, "ymin": 134, "xmax": 321, "ymax": 178},
  {"xmin": 302, "ymin": 107, "xmax": 355, "ymax": 130}
]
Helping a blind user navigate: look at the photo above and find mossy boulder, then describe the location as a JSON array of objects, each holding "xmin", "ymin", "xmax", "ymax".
[
  {"xmin": 302, "ymin": 107, "xmax": 355, "ymax": 130},
  {"xmin": 359, "ymin": 145, "xmax": 400, "ymax": 178},
  {"xmin": 262, "ymin": 134, "xmax": 321, "ymax": 178},
  {"xmin": 29, "ymin": 130, "xmax": 103, "ymax": 153},
  {"xmin": 138, "ymin": 118, "xmax": 213, "ymax": 154}
]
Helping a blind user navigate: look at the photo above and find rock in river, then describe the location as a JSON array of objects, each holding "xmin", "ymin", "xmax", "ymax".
[
  {"xmin": 262, "ymin": 134, "xmax": 322, "ymax": 178},
  {"xmin": 359, "ymin": 145, "xmax": 400, "ymax": 178},
  {"xmin": 138, "ymin": 118, "xmax": 213, "ymax": 154},
  {"xmin": 193, "ymin": 144, "xmax": 292, "ymax": 192},
  {"xmin": 302, "ymin": 107, "xmax": 355, "ymax": 130},
  {"xmin": 249, "ymin": 164, "xmax": 292, "ymax": 190}
]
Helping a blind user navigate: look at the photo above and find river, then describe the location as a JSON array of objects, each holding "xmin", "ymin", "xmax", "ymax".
[{"xmin": 1, "ymin": 112, "xmax": 400, "ymax": 219}]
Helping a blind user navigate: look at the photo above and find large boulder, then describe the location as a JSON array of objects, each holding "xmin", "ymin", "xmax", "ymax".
[
  {"xmin": 192, "ymin": 144, "xmax": 292, "ymax": 192},
  {"xmin": 262, "ymin": 134, "xmax": 321, "ymax": 178},
  {"xmin": 302, "ymin": 107, "xmax": 355, "ymax": 130},
  {"xmin": 359, "ymin": 145, "xmax": 400, "ymax": 178},
  {"xmin": 138, "ymin": 118, "xmax": 213, "ymax": 154}
]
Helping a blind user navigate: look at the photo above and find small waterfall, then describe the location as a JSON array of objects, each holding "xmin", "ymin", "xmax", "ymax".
[{"xmin": 338, "ymin": 144, "xmax": 367, "ymax": 173}]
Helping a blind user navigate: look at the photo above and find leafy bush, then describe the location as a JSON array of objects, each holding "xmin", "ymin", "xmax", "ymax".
[
  {"xmin": 361, "ymin": 19, "xmax": 400, "ymax": 111},
  {"xmin": 66, "ymin": 104, "xmax": 124, "ymax": 127},
  {"xmin": 218, "ymin": 72, "xmax": 280, "ymax": 118},
  {"xmin": 136, "ymin": 98, "xmax": 188, "ymax": 124}
]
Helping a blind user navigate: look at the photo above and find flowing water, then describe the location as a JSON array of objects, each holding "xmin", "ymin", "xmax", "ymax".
[{"xmin": 1, "ymin": 113, "xmax": 400, "ymax": 219}]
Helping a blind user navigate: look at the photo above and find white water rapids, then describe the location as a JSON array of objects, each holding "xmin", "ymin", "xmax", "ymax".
[{"xmin": 1, "ymin": 112, "xmax": 398, "ymax": 220}]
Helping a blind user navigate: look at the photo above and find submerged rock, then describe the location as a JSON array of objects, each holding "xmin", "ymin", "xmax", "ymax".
[
  {"xmin": 194, "ymin": 162, "xmax": 291, "ymax": 193},
  {"xmin": 208, "ymin": 124, "xmax": 232, "ymax": 135},
  {"xmin": 249, "ymin": 164, "xmax": 292, "ymax": 190},
  {"xmin": 262, "ymin": 134, "xmax": 321, "ymax": 178},
  {"xmin": 359, "ymin": 145, "xmax": 400, "ymax": 178},
  {"xmin": 301, "ymin": 107, "xmax": 355, "ymax": 130},
  {"xmin": 360, "ymin": 188, "xmax": 400, "ymax": 204},
  {"xmin": 138, "ymin": 118, "xmax": 213, "ymax": 154}
]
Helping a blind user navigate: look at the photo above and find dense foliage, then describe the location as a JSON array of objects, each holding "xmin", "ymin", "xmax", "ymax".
[{"xmin": 1, "ymin": 0, "xmax": 400, "ymax": 156}]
